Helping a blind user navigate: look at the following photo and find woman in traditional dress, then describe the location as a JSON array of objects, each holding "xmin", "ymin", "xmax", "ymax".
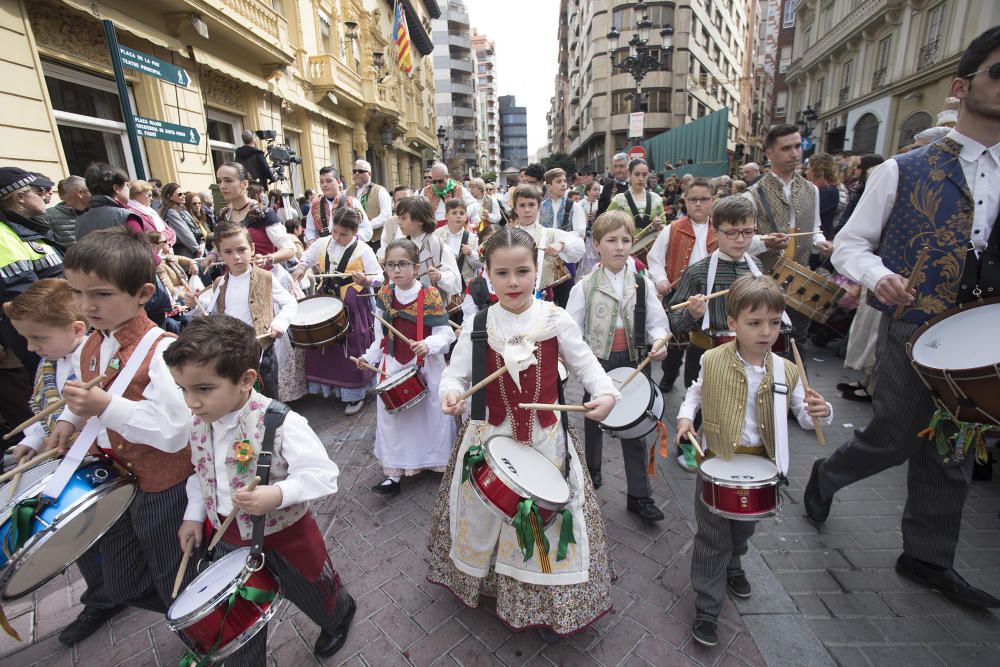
[{"xmin": 607, "ymin": 158, "xmax": 666, "ymax": 239}]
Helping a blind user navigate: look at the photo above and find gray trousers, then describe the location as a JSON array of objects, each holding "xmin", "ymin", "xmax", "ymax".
[
  {"xmin": 584, "ymin": 350, "xmax": 653, "ymax": 498},
  {"xmin": 691, "ymin": 479, "xmax": 756, "ymax": 619},
  {"xmin": 815, "ymin": 314, "xmax": 974, "ymax": 568},
  {"xmin": 76, "ymin": 480, "xmax": 199, "ymax": 613},
  {"xmin": 215, "ymin": 540, "xmax": 351, "ymax": 667}
]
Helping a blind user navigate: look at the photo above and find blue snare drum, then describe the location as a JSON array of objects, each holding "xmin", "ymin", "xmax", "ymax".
[{"xmin": 0, "ymin": 458, "xmax": 136, "ymax": 600}]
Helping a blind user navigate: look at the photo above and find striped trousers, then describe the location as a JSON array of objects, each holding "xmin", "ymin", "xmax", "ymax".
[
  {"xmin": 584, "ymin": 350, "xmax": 653, "ymax": 498},
  {"xmin": 75, "ymin": 480, "xmax": 200, "ymax": 613},
  {"xmin": 214, "ymin": 540, "xmax": 352, "ymax": 667},
  {"xmin": 690, "ymin": 479, "xmax": 756, "ymax": 619},
  {"xmin": 815, "ymin": 315, "xmax": 974, "ymax": 568}
]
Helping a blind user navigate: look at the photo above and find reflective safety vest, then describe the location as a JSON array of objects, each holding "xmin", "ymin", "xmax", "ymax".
[{"xmin": 0, "ymin": 222, "xmax": 61, "ymax": 281}]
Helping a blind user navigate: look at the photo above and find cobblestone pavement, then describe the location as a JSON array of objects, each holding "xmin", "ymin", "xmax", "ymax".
[{"xmin": 1, "ymin": 342, "xmax": 998, "ymax": 666}]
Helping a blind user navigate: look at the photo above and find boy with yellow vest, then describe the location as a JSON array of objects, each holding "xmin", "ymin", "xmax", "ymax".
[
  {"xmin": 47, "ymin": 228, "xmax": 197, "ymax": 644},
  {"xmin": 567, "ymin": 210, "xmax": 670, "ymax": 521},
  {"xmin": 168, "ymin": 315, "xmax": 354, "ymax": 663},
  {"xmin": 185, "ymin": 221, "xmax": 297, "ymax": 399},
  {"xmin": 676, "ymin": 275, "xmax": 832, "ymax": 647}
]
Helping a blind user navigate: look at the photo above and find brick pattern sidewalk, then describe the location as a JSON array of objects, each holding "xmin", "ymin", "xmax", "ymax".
[{"xmin": 1, "ymin": 344, "xmax": 997, "ymax": 666}]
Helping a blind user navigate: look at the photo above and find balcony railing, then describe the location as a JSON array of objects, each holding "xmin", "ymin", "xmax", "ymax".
[
  {"xmin": 917, "ymin": 39, "xmax": 939, "ymax": 71},
  {"xmin": 871, "ymin": 66, "xmax": 886, "ymax": 91},
  {"xmin": 838, "ymin": 86, "xmax": 850, "ymax": 107},
  {"xmin": 308, "ymin": 54, "xmax": 362, "ymax": 100},
  {"xmin": 222, "ymin": 0, "xmax": 280, "ymax": 43}
]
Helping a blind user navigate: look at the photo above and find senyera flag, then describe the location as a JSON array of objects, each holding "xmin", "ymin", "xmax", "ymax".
[{"xmin": 392, "ymin": 0, "xmax": 414, "ymax": 75}]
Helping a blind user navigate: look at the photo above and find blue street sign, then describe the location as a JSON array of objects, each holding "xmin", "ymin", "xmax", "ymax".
[
  {"xmin": 133, "ymin": 116, "xmax": 201, "ymax": 145},
  {"xmin": 118, "ymin": 45, "xmax": 190, "ymax": 88},
  {"xmin": 802, "ymin": 137, "xmax": 815, "ymax": 151}
]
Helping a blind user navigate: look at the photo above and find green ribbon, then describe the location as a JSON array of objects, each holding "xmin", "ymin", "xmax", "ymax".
[
  {"xmin": 556, "ymin": 509, "xmax": 575, "ymax": 562},
  {"xmin": 3, "ymin": 498, "xmax": 39, "ymax": 558},
  {"xmin": 921, "ymin": 409, "xmax": 991, "ymax": 464},
  {"xmin": 432, "ymin": 179, "xmax": 457, "ymax": 198},
  {"xmin": 512, "ymin": 500, "xmax": 549, "ymax": 563},
  {"xmin": 176, "ymin": 584, "xmax": 277, "ymax": 667},
  {"xmin": 461, "ymin": 444, "xmax": 485, "ymax": 483},
  {"xmin": 679, "ymin": 441, "xmax": 697, "ymax": 469}
]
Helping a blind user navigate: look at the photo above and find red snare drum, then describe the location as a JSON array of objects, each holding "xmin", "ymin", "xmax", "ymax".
[
  {"xmin": 375, "ymin": 366, "xmax": 428, "ymax": 413},
  {"xmin": 167, "ymin": 548, "xmax": 281, "ymax": 661},
  {"xmin": 469, "ymin": 435, "xmax": 571, "ymax": 527},
  {"xmin": 699, "ymin": 455, "xmax": 780, "ymax": 521}
]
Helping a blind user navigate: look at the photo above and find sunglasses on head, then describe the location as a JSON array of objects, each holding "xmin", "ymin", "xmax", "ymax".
[{"xmin": 965, "ymin": 62, "xmax": 1000, "ymax": 81}]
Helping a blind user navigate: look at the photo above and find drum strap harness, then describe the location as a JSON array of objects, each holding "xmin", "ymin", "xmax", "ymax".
[
  {"xmin": 320, "ymin": 238, "xmax": 357, "ymax": 293},
  {"xmin": 770, "ymin": 353, "xmax": 790, "ymax": 478},
  {"xmin": 624, "ymin": 190, "xmax": 652, "ymax": 228},
  {"xmin": 455, "ymin": 230, "xmax": 469, "ymax": 276},
  {"xmin": 465, "ymin": 309, "xmax": 576, "ymax": 567}
]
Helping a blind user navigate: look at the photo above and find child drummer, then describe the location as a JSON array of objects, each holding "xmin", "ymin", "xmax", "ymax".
[
  {"xmin": 166, "ymin": 315, "xmax": 354, "ymax": 664},
  {"xmin": 433, "ymin": 226, "xmax": 620, "ymax": 639},
  {"xmin": 357, "ymin": 239, "xmax": 456, "ymax": 495},
  {"xmin": 566, "ymin": 211, "xmax": 671, "ymax": 521},
  {"xmin": 508, "ymin": 185, "xmax": 584, "ymax": 304},
  {"xmin": 667, "ymin": 196, "xmax": 766, "ymax": 471},
  {"xmin": 676, "ymin": 275, "xmax": 832, "ymax": 648}
]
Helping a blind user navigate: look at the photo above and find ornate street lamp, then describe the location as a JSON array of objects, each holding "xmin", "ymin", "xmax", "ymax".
[
  {"xmin": 797, "ymin": 106, "xmax": 819, "ymax": 138},
  {"xmin": 437, "ymin": 125, "xmax": 447, "ymax": 162},
  {"xmin": 372, "ymin": 51, "xmax": 388, "ymax": 84},
  {"xmin": 607, "ymin": 0, "xmax": 673, "ymax": 114},
  {"xmin": 381, "ymin": 121, "xmax": 394, "ymax": 147}
]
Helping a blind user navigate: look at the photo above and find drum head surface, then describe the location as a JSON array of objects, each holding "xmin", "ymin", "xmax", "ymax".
[
  {"xmin": 912, "ymin": 306, "xmax": 1000, "ymax": 370},
  {"xmin": 3, "ymin": 483, "xmax": 135, "ymax": 599},
  {"xmin": 377, "ymin": 366, "xmax": 417, "ymax": 390},
  {"xmin": 170, "ymin": 548, "xmax": 252, "ymax": 620},
  {"xmin": 603, "ymin": 366, "xmax": 653, "ymax": 429},
  {"xmin": 486, "ymin": 437, "xmax": 570, "ymax": 504},
  {"xmin": 291, "ymin": 297, "xmax": 343, "ymax": 326},
  {"xmin": 701, "ymin": 454, "xmax": 778, "ymax": 482},
  {"xmin": 0, "ymin": 460, "xmax": 60, "ymax": 516}
]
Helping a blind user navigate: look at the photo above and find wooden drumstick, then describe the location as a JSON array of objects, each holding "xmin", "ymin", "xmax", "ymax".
[
  {"xmin": 310, "ymin": 272, "xmax": 384, "ymax": 279},
  {"xmin": 349, "ymin": 356, "xmax": 380, "ymax": 373},
  {"xmin": 0, "ymin": 448, "xmax": 60, "ymax": 484},
  {"xmin": 894, "ymin": 245, "xmax": 929, "ymax": 320},
  {"xmin": 618, "ymin": 334, "xmax": 672, "ymax": 390},
  {"xmin": 182, "ymin": 284, "xmax": 210, "ymax": 316},
  {"xmin": 373, "ymin": 313, "xmax": 414, "ymax": 346},
  {"xmin": 790, "ymin": 339, "xmax": 826, "ymax": 447},
  {"xmin": 172, "ymin": 535, "xmax": 194, "ymax": 599},
  {"xmin": 456, "ymin": 365, "xmax": 509, "ymax": 402},
  {"xmin": 764, "ymin": 231, "xmax": 820, "ymax": 239},
  {"xmin": 448, "ymin": 320, "xmax": 461, "ymax": 330},
  {"xmin": 6, "ymin": 456, "xmax": 26, "ymax": 502},
  {"xmin": 4, "ymin": 375, "xmax": 107, "ymax": 440},
  {"xmin": 670, "ymin": 289, "xmax": 730, "ymax": 312},
  {"xmin": 687, "ymin": 432, "xmax": 705, "ymax": 457},
  {"xmin": 207, "ymin": 476, "xmax": 261, "ymax": 550},
  {"xmin": 518, "ymin": 403, "xmax": 591, "ymax": 413}
]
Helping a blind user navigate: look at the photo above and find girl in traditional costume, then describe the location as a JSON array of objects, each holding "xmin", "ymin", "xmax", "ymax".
[
  {"xmin": 358, "ymin": 239, "xmax": 456, "ymax": 495},
  {"xmin": 430, "ymin": 226, "xmax": 620, "ymax": 638}
]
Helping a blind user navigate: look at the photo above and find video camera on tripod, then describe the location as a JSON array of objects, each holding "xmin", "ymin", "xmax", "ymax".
[{"xmin": 254, "ymin": 129, "xmax": 302, "ymax": 184}]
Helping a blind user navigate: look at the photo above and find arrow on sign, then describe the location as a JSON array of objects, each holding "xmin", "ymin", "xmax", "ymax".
[{"xmin": 117, "ymin": 45, "xmax": 190, "ymax": 89}]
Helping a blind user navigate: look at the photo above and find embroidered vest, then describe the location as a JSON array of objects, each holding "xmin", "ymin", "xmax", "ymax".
[
  {"xmin": 871, "ymin": 138, "xmax": 975, "ymax": 323},
  {"xmin": 215, "ymin": 267, "xmax": 275, "ymax": 345},
  {"xmin": 750, "ymin": 173, "xmax": 816, "ymax": 270},
  {"xmin": 247, "ymin": 225, "xmax": 275, "ymax": 256},
  {"xmin": 30, "ymin": 359, "xmax": 69, "ymax": 435},
  {"xmin": 308, "ymin": 195, "xmax": 351, "ymax": 236},
  {"xmin": 422, "ymin": 182, "xmax": 465, "ymax": 217},
  {"xmin": 485, "ymin": 337, "xmax": 559, "ymax": 444},
  {"xmin": 346, "ymin": 183, "xmax": 384, "ymax": 222},
  {"xmin": 81, "ymin": 314, "xmax": 193, "ymax": 492},
  {"xmin": 665, "ymin": 217, "xmax": 717, "ymax": 284},
  {"xmin": 433, "ymin": 226, "xmax": 475, "ymax": 284},
  {"xmin": 582, "ymin": 269, "xmax": 638, "ymax": 360},
  {"xmin": 699, "ymin": 342, "xmax": 798, "ymax": 461},
  {"xmin": 189, "ymin": 391, "xmax": 307, "ymax": 540}
]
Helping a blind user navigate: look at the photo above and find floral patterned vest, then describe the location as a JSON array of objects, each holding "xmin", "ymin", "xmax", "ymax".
[
  {"xmin": 749, "ymin": 172, "xmax": 816, "ymax": 270},
  {"xmin": 581, "ymin": 268, "xmax": 639, "ymax": 361},
  {"xmin": 189, "ymin": 391, "xmax": 306, "ymax": 539}
]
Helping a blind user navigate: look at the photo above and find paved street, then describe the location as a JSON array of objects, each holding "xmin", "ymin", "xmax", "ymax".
[{"xmin": 1, "ymin": 342, "xmax": 998, "ymax": 667}]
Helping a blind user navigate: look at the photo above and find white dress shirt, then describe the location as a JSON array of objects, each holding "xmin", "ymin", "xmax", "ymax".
[
  {"xmin": 647, "ymin": 218, "xmax": 712, "ymax": 286},
  {"xmin": 59, "ymin": 331, "xmax": 191, "ymax": 453},
  {"xmin": 263, "ymin": 223, "xmax": 294, "ymax": 252},
  {"xmin": 21, "ymin": 351, "xmax": 77, "ymax": 450},
  {"xmin": 407, "ymin": 231, "xmax": 462, "ymax": 297},
  {"xmin": 305, "ymin": 196, "xmax": 373, "ymax": 242},
  {"xmin": 745, "ymin": 173, "xmax": 825, "ymax": 257},
  {"xmin": 434, "ymin": 225, "xmax": 482, "ymax": 275},
  {"xmin": 471, "ymin": 196, "xmax": 502, "ymax": 225},
  {"xmin": 298, "ymin": 235, "xmax": 383, "ymax": 278},
  {"xmin": 678, "ymin": 350, "xmax": 833, "ymax": 445},
  {"xmin": 197, "ymin": 269, "xmax": 297, "ymax": 334},
  {"xmin": 832, "ymin": 129, "xmax": 1000, "ymax": 290},
  {"xmin": 431, "ymin": 187, "xmax": 479, "ymax": 222},
  {"xmin": 183, "ymin": 403, "xmax": 340, "ymax": 521},
  {"xmin": 545, "ymin": 195, "xmax": 588, "ymax": 238},
  {"xmin": 512, "ymin": 220, "xmax": 586, "ymax": 263},
  {"xmin": 566, "ymin": 266, "xmax": 670, "ymax": 343}
]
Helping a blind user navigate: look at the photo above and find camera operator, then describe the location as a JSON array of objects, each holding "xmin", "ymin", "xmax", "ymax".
[{"xmin": 235, "ymin": 130, "xmax": 276, "ymax": 186}]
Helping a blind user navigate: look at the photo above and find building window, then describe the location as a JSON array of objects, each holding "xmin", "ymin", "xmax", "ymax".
[
  {"xmin": 919, "ymin": 4, "xmax": 945, "ymax": 69},
  {"xmin": 873, "ymin": 36, "xmax": 891, "ymax": 89},
  {"xmin": 43, "ymin": 61, "xmax": 148, "ymax": 179},
  {"xmin": 820, "ymin": 3, "xmax": 833, "ymax": 33},
  {"xmin": 646, "ymin": 4, "xmax": 675, "ymax": 28},
  {"xmin": 897, "ymin": 111, "xmax": 932, "ymax": 150},
  {"xmin": 318, "ymin": 10, "xmax": 333, "ymax": 54},
  {"xmin": 853, "ymin": 113, "xmax": 879, "ymax": 153},
  {"xmin": 775, "ymin": 90, "xmax": 787, "ymax": 118},
  {"xmin": 328, "ymin": 142, "xmax": 340, "ymax": 172},
  {"xmin": 782, "ymin": 0, "xmax": 795, "ymax": 28},
  {"xmin": 206, "ymin": 110, "xmax": 243, "ymax": 173},
  {"xmin": 814, "ymin": 78, "xmax": 825, "ymax": 108},
  {"xmin": 779, "ymin": 46, "xmax": 791, "ymax": 73}
]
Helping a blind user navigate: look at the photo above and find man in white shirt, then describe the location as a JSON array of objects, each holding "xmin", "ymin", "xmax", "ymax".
[
  {"xmin": 804, "ymin": 27, "xmax": 1000, "ymax": 610},
  {"xmin": 420, "ymin": 162, "xmax": 477, "ymax": 225},
  {"xmin": 345, "ymin": 159, "xmax": 392, "ymax": 248}
]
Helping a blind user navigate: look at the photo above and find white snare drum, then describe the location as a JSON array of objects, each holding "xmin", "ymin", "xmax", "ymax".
[
  {"xmin": 469, "ymin": 435, "xmax": 571, "ymax": 526},
  {"xmin": 599, "ymin": 366, "xmax": 664, "ymax": 440},
  {"xmin": 699, "ymin": 455, "xmax": 780, "ymax": 521}
]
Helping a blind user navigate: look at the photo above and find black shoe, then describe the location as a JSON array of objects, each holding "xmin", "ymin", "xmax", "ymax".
[
  {"xmin": 836, "ymin": 381, "xmax": 863, "ymax": 392},
  {"xmin": 371, "ymin": 479, "xmax": 400, "ymax": 495},
  {"xmin": 841, "ymin": 387, "xmax": 872, "ymax": 402},
  {"xmin": 691, "ymin": 618, "xmax": 718, "ymax": 647},
  {"xmin": 58, "ymin": 604, "xmax": 127, "ymax": 645},
  {"xmin": 727, "ymin": 573, "xmax": 752, "ymax": 599},
  {"xmin": 895, "ymin": 554, "xmax": 1000, "ymax": 608},
  {"xmin": 626, "ymin": 495, "xmax": 665, "ymax": 522},
  {"xmin": 803, "ymin": 459, "xmax": 832, "ymax": 523},
  {"xmin": 588, "ymin": 467, "xmax": 603, "ymax": 489},
  {"xmin": 315, "ymin": 595, "xmax": 356, "ymax": 657}
]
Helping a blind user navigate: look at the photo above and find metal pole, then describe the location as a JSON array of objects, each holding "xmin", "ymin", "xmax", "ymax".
[{"xmin": 102, "ymin": 20, "xmax": 146, "ymax": 180}]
